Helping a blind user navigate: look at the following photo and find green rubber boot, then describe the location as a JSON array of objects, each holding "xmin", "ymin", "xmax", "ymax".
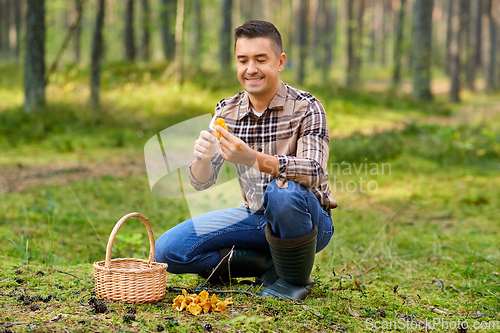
[
  {"xmin": 203, "ymin": 248, "xmax": 278, "ymax": 287},
  {"xmin": 260, "ymin": 223, "xmax": 317, "ymax": 300}
]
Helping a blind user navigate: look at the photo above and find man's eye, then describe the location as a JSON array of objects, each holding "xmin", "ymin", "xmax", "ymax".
[
  {"xmin": 257, "ymin": 59, "xmax": 265, "ymax": 63},
  {"xmin": 239, "ymin": 60, "xmax": 247, "ymax": 64}
]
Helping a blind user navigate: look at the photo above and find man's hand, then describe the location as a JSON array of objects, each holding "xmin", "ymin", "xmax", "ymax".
[
  {"xmin": 194, "ymin": 130, "xmax": 218, "ymax": 161},
  {"xmin": 215, "ymin": 125, "xmax": 257, "ymax": 167}
]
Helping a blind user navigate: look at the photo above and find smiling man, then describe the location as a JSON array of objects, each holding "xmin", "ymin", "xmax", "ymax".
[{"xmin": 156, "ymin": 20, "xmax": 337, "ymax": 300}]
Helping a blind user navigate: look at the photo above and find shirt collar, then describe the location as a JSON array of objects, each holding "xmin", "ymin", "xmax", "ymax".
[{"xmin": 238, "ymin": 81, "xmax": 287, "ymax": 120}]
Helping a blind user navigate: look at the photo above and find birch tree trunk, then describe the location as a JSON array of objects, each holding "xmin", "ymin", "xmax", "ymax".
[
  {"xmin": 412, "ymin": 0, "xmax": 434, "ymax": 100},
  {"xmin": 24, "ymin": 0, "xmax": 45, "ymax": 112},
  {"xmin": 90, "ymin": 0, "xmax": 105, "ymax": 111}
]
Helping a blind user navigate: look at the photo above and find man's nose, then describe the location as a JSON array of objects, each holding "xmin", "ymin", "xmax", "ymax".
[{"xmin": 247, "ymin": 61, "xmax": 258, "ymax": 75}]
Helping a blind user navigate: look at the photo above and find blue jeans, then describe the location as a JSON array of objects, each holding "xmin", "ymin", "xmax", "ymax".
[{"xmin": 155, "ymin": 180, "xmax": 334, "ymax": 274}]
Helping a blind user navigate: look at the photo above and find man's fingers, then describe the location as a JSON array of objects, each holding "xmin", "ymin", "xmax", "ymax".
[
  {"xmin": 214, "ymin": 125, "xmax": 230, "ymax": 139},
  {"xmin": 200, "ymin": 130, "xmax": 216, "ymax": 142}
]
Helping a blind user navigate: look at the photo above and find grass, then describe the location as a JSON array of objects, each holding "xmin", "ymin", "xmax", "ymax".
[{"xmin": 1, "ymin": 62, "xmax": 500, "ymax": 332}]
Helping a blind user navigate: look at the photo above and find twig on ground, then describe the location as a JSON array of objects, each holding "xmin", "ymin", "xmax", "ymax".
[
  {"xmin": 433, "ymin": 277, "xmax": 445, "ymax": 292},
  {"xmin": 243, "ymin": 284, "xmax": 262, "ymax": 306},
  {"xmin": 0, "ymin": 278, "xmax": 9, "ymax": 283},
  {"xmin": 167, "ymin": 286, "xmax": 259, "ymax": 298},
  {"xmin": 205, "ymin": 246, "xmax": 235, "ymax": 283},
  {"xmin": 449, "ymin": 284, "xmax": 464, "ymax": 295},
  {"xmin": 365, "ymin": 264, "xmax": 379, "ymax": 273},
  {"xmin": 299, "ymin": 303, "xmax": 348, "ymax": 333},
  {"xmin": 454, "ymin": 311, "xmax": 496, "ymax": 319},
  {"xmin": 420, "ymin": 304, "xmax": 451, "ymax": 316},
  {"xmin": 396, "ymin": 290, "xmax": 452, "ymax": 317},
  {"xmin": 1, "ymin": 322, "xmax": 25, "ymax": 328},
  {"xmin": 427, "ymin": 213, "xmax": 453, "ymax": 220},
  {"xmin": 54, "ymin": 269, "xmax": 94, "ymax": 282}
]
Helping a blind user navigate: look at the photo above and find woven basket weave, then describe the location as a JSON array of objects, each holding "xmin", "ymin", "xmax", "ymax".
[{"xmin": 93, "ymin": 212, "xmax": 168, "ymax": 304}]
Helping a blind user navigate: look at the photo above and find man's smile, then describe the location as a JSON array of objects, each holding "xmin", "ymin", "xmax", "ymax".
[{"xmin": 246, "ymin": 77, "xmax": 264, "ymax": 82}]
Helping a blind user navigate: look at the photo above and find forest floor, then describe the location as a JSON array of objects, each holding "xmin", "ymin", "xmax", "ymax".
[{"xmin": 1, "ymin": 63, "xmax": 500, "ymax": 332}]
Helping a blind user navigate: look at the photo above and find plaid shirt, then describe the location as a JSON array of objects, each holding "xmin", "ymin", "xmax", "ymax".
[{"xmin": 188, "ymin": 81, "xmax": 337, "ymax": 212}]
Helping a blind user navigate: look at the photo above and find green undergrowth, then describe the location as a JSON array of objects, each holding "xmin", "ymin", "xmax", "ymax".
[
  {"xmin": 1, "ymin": 63, "xmax": 500, "ymax": 331},
  {"xmin": 0, "ymin": 62, "xmax": 458, "ymax": 166}
]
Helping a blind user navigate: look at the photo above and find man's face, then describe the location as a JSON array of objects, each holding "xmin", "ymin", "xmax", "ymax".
[{"xmin": 235, "ymin": 37, "xmax": 286, "ymax": 100}]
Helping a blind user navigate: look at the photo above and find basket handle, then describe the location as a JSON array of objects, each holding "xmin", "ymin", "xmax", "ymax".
[{"xmin": 104, "ymin": 212, "xmax": 156, "ymax": 269}]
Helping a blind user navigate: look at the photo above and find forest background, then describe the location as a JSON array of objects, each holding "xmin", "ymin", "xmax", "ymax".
[{"xmin": 0, "ymin": 0, "xmax": 499, "ymax": 332}]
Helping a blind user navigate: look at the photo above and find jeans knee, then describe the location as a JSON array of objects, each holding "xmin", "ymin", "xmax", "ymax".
[
  {"xmin": 263, "ymin": 180, "xmax": 308, "ymax": 221},
  {"xmin": 155, "ymin": 232, "xmax": 182, "ymax": 267}
]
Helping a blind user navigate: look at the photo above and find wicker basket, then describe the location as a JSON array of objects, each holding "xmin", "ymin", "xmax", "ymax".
[{"xmin": 93, "ymin": 212, "xmax": 168, "ymax": 304}]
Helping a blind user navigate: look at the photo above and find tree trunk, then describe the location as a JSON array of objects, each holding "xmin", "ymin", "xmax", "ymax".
[
  {"xmin": 474, "ymin": 0, "xmax": 482, "ymax": 67},
  {"xmin": 465, "ymin": 0, "xmax": 477, "ymax": 90},
  {"xmin": 24, "ymin": 0, "xmax": 45, "ymax": 112},
  {"xmin": 140, "ymin": 0, "xmax": 150, "ymax": 61},
  {"xmin": 191, "ymin": 0, "xmax": 202, "ymax": 66},
  {"xmin": 173, "ymin": 0, "xmax": 184, "ymax": 84},
  {"xmin": 296, "ymin": 0, "xmax": 308, "ymax": 85},
  {"xmin": 13, "ymin": 0, "xmax": 21, "ymax": 61},
  {"xmin": 449, "ymin": 0, "xmax": 468, "ymax": 102},
  {"xmin": 73, "ymin": 0, "xmax": 82, "ymax": 64},
  {"xmin": 220, "ymin": 0, "xmax": 232, "ymax": 70},
  {"xmin": 486, "ymin": 0, "xmax": 497, "ymax": 90},
  {"xmin": 159, "ymin": 0, "xmax": 176, "ymax": 61},
  {"xmin": 240, "ymin": 0, "xmax": 252, "ymax": 22},
  {"xmin": 347, "ymin": 0, "xmax": 356, "ymax": 86},
  {"xmin": 251, "ymin": 0, "xmax": 262, "ymax": 19},
  {"xmin": 393, "ymin": 0, "xmax": 406, "ymax": 87},
  {"xmin": 346, "ymin": 0, "xmax": 366, "ymax": 87},
  {"xmin": 444, "ymin": 0, "xmax": 453, "ymax": 74},
  {"xmin": 90, "ymin": 0, "xmax": 105, "ymax": 111},
  {"xmin": 313, "ymin": 0, "xmax": 324, "ymax": 68},
  {"xmin": 124, "ymin": 0, "xmax": 135, "ymax": 62},
  {"xmin": 322, "ymin": 0, "xmax": 336, "ymax": 84},
  {"xmin": 381, "ymin": 0, "xmax": 388, "ymax": 66},
  {"xmin": 369, "ymin": 1, "xmax": 376, "ymax": 64},
  {"xmin": 412, "ymin": 0, "xmax": 434, "ymax": 100},
  {"xmin": 0, "ymin": 0, "xmax": 10, "ymax": 60}
]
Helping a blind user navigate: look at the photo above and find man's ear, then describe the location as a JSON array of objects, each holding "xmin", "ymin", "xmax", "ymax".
[{"xmin": 278, "ymin": 53, "xmax": 286, "ymax": 72}]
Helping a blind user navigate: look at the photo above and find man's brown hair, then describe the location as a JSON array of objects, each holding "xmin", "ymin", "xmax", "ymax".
[{"xmin": 234, "ymin": 20, "xmax": 283, "ymax": 56}]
